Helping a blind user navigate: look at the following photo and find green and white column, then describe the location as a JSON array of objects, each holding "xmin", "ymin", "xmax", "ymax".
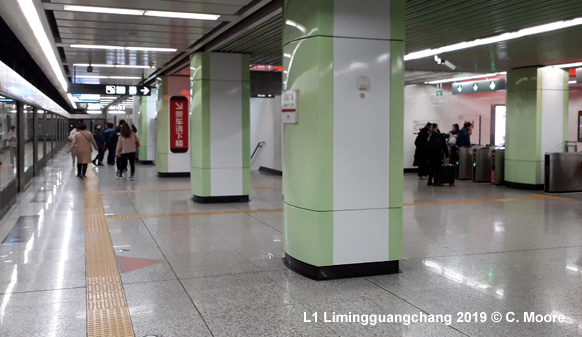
[
  {"xmin": 282, "ymin": 0, "xmax": 404, "ymax": 279},
  {"xmin": 505, "ymin": 67, "xmax": 568, "ymax": 189},
  {"xmin": 156, "ymin": 75, "xmax": 191, "ymax": 175},
  {"xmin": 190, "ymin": 52, "xmax": 251, "ymax": 203}
]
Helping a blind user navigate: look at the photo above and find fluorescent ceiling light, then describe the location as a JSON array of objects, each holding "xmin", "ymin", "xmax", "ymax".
[
  {"xmin": 569, "ymin": 80, "xmax": 576, "ymax": 84},
  {"xmin": 74, "ymin": 63, "xmax": 114, "ymax": 68},
  {"xmin": 74, "ymin": 63, "xmax": 151, "ymax": 69},
  {"xmin": 87, "ymin": 110, "xmax": 103, "ymax": 114},
  {"xmin": 119, "ymin": 65, "xmax": 151, "ymax": 69},
  {"xmin": 76, "ymin": 75, "xmax": 108, "ymax": 79},
  {"xmin": 426, "ymin": 72, "xmax": 506, "ymax": 84},
  {"xmin": 66, "ymin": 93, "xmax": 77, "ymax": 108},
  {"xmin": 63, "ymin": 5, "xmax": 143, "ymax": 16},
  {"xmin": 551, "ymin": 62, "xmax": 582, "ymax": 69},
  {"xmin": 108, "ymin": 110, "xmax": 127, "ymax": 114},
  {"xmin": 71, "ymin": 44, "xmax": 124, "ymax": 50},
  {"xmin": 109, "ymin": 76, "xmax": 141, "ymax": 80},
  {"xmin": 125, "ymin": 47, "xmax": 177, "ymax": 52},
  {"xmin": 144, "ymin": 10, "xmax": 219, "ymax": 20},
  {"xmin": 76, "ymin": 75, "xmax": 141, "ymax": 80},
  {"xmin": 63, "ymin": 5, "xmax": 219, "ymax": 20},
  {"xmin": 17, "ymin": 0, "xmax": 68, "ymax": 92},
  {"xmin": 405, "ymin": 17, "xmax": 582, "ymax": 61},
  {"xmin": 71, "ymin": 44, "xmax": 176, "ymax": 52}
]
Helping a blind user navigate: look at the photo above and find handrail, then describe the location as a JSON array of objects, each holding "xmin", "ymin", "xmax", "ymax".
[{"xmin": 251, "ymin": 141, "xmax": 266, "ymax": 159}]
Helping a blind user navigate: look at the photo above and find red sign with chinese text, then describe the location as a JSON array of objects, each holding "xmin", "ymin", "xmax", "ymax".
[{"xmin": 169, "ymin": 96, "xmax": 188, "ymax": 153}]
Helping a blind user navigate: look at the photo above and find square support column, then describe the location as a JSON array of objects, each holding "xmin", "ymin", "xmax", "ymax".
[
  {"xmin": 190, "ymin": 52, "xmax": 251, "ymax": 203},
  {"xmin": 156, "ymin": 76, "xmax": 191, "ymax": 176},
  {"xmin": 505, "ymin": 67, "xmax": 568, "ymax": 189},
  {"xmin": 282, "ymin": 0, "xmax": 404, "ymax": 279}
]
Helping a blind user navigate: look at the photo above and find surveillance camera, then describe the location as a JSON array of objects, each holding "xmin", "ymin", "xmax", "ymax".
[
  {"xmin": 87, "ymin": 65, "xmax": 93, "ymax": 73},
  {"xmin": 443, "ymin": 60, "xmax": 457, "ymax": 70}
]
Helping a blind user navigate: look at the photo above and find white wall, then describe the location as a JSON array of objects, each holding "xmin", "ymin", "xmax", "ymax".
[
  {"xmin": 404, "ymin": 84, "xmax": 506, "ymax": 169},
  {"xmin": 250, "ymin": 84, "xmax": 581, "ymax": 172},
  {"xmin": 250, "ymin": 96, "xmax": 282, "ymax": 171}
]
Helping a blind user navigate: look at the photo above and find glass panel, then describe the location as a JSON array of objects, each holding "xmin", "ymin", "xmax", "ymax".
[
  {"xmin": 23, "ymin": 105, "xmax": 34, "ymax": 172},
  {"xmin": 37, "ymin": 110, "xmax": 45, "ymax": 162},
  {"xmin": 48, "ymin": 113, "xmax": 55, "ymax": 154},
  {"xmin": 0, "ymin": 99, "xmax": 18, "ymax": 190}
]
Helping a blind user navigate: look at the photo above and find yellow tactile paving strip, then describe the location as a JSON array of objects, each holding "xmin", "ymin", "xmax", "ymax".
[{"xmin": 84, "ymin": 167, "xmax": 135, "ymax": 337}]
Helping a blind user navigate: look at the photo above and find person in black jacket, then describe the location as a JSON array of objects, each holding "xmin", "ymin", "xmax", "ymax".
[
  {"xmin": 414, "ymin": 122, "xmax": 433, "ymax": 179},
  {"xmin": 425, "ymin": 123, "xmax": 449, "ymax": 186},
  {"xmin": 92, "ymin": 124, "xmax": 106, "ymax": 166},
  {"xmin": 102, "ymin": 123, "xmax": 118, "ymax": 165}
]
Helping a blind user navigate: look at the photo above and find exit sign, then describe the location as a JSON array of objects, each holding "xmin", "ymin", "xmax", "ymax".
[{"xmin": 436, "ymin": 91, "xmax": 443, "ymax": 96}]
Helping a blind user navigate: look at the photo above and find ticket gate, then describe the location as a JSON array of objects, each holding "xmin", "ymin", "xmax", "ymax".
[
  {"xmin": 473, "ymin": 147, "xmax": 492, "ymax": 183},
  {"xmin": 491, "ymin": 148, "xmax": 505, "ymax": 185},
  {"xmin": 458, "ymin": 147, "xmax": 474, "ymax": 180},
  {"xmin": 544, "ymin": 152, "xmax": 582, "ymax": 193}
]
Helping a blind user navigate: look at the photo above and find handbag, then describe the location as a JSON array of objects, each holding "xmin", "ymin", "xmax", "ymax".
[{"xmin": 448, "ymin": 135, "xmax": 457, "ymax": 146}]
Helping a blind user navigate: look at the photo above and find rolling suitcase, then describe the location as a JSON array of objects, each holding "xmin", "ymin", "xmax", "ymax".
[{"xmin": 440, "ymin": 164, "xmax": 456, "ymax": 186}]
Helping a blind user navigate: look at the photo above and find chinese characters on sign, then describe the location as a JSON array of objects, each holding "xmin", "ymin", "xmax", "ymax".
[{"xmin": 169, "ymin": 96, "xmax": 189, "ymax": 153}]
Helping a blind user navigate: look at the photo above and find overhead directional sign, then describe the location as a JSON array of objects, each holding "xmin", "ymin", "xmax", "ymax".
[
  {"xmin": 453, "ymin": 78, "xmax": 506, "ymax": 95},
  {"xmin": 68, "ymin": 84, "xmax": 153, "ymax": 96}
]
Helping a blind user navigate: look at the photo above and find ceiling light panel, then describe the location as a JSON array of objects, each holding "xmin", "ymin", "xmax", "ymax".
[
  {"xmin": 70, "ymin": 45, "xmax": 176, "ymax": 52},
  {"xmin": 405, "ymin": 17, "xmax": 582, "ymax": 61},
  {"xmin": 144, "ymin": 10, "xmax": 219, "ymax": 21},
  {"xmin": 71, "ymin": 44, "xmax": 124, "ymax": 50},
  {"xmin": 63, "ymin": 5, "xmax": 220, "ymax": 21},
  {"xmin": 63, "ymin": 5, "xmax": 144, "ymax": 16},
  {"xmin": 17, "ymin": 0, "xmax": 68, "ymax": 92},
  {"xmin": 73, "ymin": 64, "xmax": 150, "ymax": 69}
]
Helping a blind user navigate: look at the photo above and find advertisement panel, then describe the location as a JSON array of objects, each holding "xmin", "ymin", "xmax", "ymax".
[{"xmin": 169, "ymin": 96, "xmax": 188, "ymax": 153}]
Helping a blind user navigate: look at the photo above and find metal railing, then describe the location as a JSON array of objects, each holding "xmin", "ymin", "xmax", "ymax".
[{"xmin": 251, "ymin": 141, "xmax": 266, "ymax": 159}]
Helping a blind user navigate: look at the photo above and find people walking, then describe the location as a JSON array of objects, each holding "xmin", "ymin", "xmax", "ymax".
[
  {"xmin": 67, "ymin": 123, "xmax": 98, "ymax": 179},
  {"xmin": 115, "ymin": 123, "xmax": 140, "ymax": 181},
  {"xmin": 103, "ymin": 123, "xmax": 117, "ymax": 165},
  {"xmin": 414, "ymin": 122, "xmax": 433, "ymax": 179},
  {"xmin": 425, "ymin": 123, "xmax": 449, "ymax": 186},
  {"xmin": 68, "ymin": 126, "xmax": 78, "ymax": 166},
  {"xmin": 8, "ymin": 125, "xmax": 17, "ymax": 167},
  {"xmin": 92, "ymin": 124, "xmax": 105, "ymax": 166}
]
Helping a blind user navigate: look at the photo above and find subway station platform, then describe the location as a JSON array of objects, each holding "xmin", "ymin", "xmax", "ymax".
[{"xmin": 0, "ymin": 147, "xmax": 581, "ymax": 337}]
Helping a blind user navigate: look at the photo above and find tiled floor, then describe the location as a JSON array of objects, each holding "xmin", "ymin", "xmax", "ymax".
[{"xmin": 0, "ymin": 148, "xmax": 581, "ymax": 336}]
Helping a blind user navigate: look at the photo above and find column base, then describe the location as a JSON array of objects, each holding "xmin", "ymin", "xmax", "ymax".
[
  {"xmin": 283, "ymin": 253, "xmax": 400, "ymax": 281},
  {"xmin": 192, "ymin": 195, "xmax": 249, "ymax": 203},
  {"xmin": 258, "ymin": 166, "xmax": 282, "ymax": 176},
  {"xmin": 505, "ymin": 181, "xmax": 544, "ymax": 190},
  {"xmin": 158, "ymin": 172, "xmax": 191, "ymax": 177}
]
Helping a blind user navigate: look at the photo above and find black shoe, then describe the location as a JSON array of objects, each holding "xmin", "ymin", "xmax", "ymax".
[
  {"xmin": 77, "ymin": 174, "xmax": 85, "ymax": 179},
  {"xmin": 116, "ymin": 170, "xmax": 122, "ymax": 178},
  {"xmin": 81, "ymin": 174, "xmax": 87, "ymax": 179},
  {"xmin": 97, "ymin": 162, "xmax": 104, "ymax": 166},
  {"xmin": 92, "ymin": 159, "xmax": 96, "ymax": 166}
]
